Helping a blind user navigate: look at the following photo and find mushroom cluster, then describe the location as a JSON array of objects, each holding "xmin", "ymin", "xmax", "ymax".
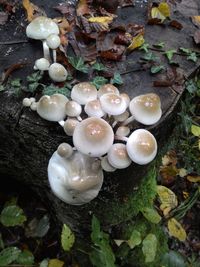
[
  {"xmin": 23, "ymin": 81, "xmax": 162, "ymax": 205},
  {"xmin": 26, "ymin": 16, "xmax": 68, "ymax": 82}
]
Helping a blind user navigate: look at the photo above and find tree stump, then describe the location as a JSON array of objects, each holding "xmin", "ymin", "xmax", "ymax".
[{"xmin": 0, "ymin": 0, "xmax": 200, "ymax": 234}]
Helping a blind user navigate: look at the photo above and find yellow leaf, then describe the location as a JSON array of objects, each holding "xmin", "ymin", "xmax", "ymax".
[
  {"xmin": 151, "ymin": 2, "xmax": 170, "ymax": 23},
  {"xmin": 187, "ymin": 175, "xmax": 200, "ymax": 183},
  {"xmin": 22, "ymin": 0, "xmax": 35, "ymax": 21},
  {"xmin": 157, "ymin": 186, "xmax": 178, "ymax": 215},
  {"xmin": 167, "ymin": 218, "xmax": 186, "ymax": 242},
  {"xmin": 158, "ymin": 2, "xmax": 170, "ymax": 18},
  {"xmin": 88, "ymin": 16, "xmax": 113, "ymax": 24},
  {"xmin": 127, "ymin": 34, "xmax": 145, "ymax": 51},
  {"xmin": 48, "ymin": 259, "xmax": 64, "ymax": 267},
  {"xmin": 191, "ymin": 124, "xmax": 200, "ymax": 137},
  {"xmin": 191, "ymin": 16, "xmax": 200, "ymax": 28}
]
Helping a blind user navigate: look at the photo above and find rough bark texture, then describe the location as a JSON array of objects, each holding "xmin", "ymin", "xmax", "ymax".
[{"xmin": 0, "ymin": 0, "xmax": 200, "ymax": 234}]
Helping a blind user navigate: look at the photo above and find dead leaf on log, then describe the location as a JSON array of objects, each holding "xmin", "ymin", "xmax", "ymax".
[
  {"xmin": 148, "ymin": 1, "xmax": 171, "ymax": 25},
  {"xmin": 193, "ymin": 30, "xmax": 200, "ymax": 44},
  {"xmin": 22, "ymin": 0, "xmax": 46, "ymax": 22},
  {"xmin": 0, "ymin": 12, "xmax": 8, "ymax": 25}
]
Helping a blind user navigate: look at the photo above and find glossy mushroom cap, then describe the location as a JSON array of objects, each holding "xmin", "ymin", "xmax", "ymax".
[
  {"xmin": 64, "ymin": 118, "xmax": 79, "ymax": 136},
  {"xmin": 73, "ymin": 117, "xmax": 114, "ymax": 157},
  {"xmin": 126, "ymin": 129, "xmax": 157, "ymax": 165},
  {"xmin": 65, "ymin": 101, "xmax": 82, "ymax": 117},
  {"xmin": 26, "ymin": 16, "xmax": 59, "ymax": 40},
  {"xmin": 129, "ymin": 93, "xmax": 162, "ymax": 125},
  {"xmin": 48, "ymin": 63, "xmax": 68, "ymax": 82},
  {"xmin": 100, "ymin": 93, "xmax": 127, "ymax": 116},
  {"xmin": 84, "ymin": 99, "xmax": 105, "ymax": 118},
  {"xmin": 71, "ymin": 82, "xmax": 97, "ymax": 105},
  {"xmin": 37, "ymin": 94, "xmax": 68, "ymax": 121},
  {"xmin": 57, "ymin": 143, "xmax": 73, "ymax": 158},
  {"xmin": 98, "ymin": 84, "xmax": 119, "ymax": 98},
  {"xmin": 46, "ymin": 34, "xmax": 61, "ymax": 49},
  {"xmin": 48, "ymin": 150, "xmax": 104, "ymax": 205},
  {"xmin": 34, "ymin": 58, "xmax": 50, "ymax": 71},
  {"xmin": 101, "ymin": 156, "xmax": 116, "ymax": 172},
  {"xmin": 108, "ymin": 143, "xmax": 131, "ymax": 169}
]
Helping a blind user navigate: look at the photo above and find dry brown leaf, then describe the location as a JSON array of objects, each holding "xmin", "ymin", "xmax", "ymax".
[
  {"xmin": 53, "ymin": 17, "xmax": 71, "ymax": 35},
  {"xmin": 160, "ymin": 165, "xmax": 179, "ymax": 185},
  {"xmin": 77, "ymin": 0, "xmax": 90, "ymax": 16},
  {"xmin": 186, "ymin": 175, "xmax": 200, "ymax": 183},
  {"xmin": 22, "ymin": 0, "xmax": 46, "ymax": 22}
]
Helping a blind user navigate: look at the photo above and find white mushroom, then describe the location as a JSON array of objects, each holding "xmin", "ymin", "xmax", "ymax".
[
  {"xmin": 34, "ymin": 58, "xmax": 50, "ymax": 71},
  {"xmin": 48, "ymin": 63, "xmax": 68, "ymax": 82},
  {"xmin": 71, "ymin": 82, "xmax": 97, "ymax": 105},
  {"xmin": 98, "ymin": 84, "xmax": 119, "ymax": 98},
  {"xmin": 84, "ymin": 99, "xmax": 105, "ymax": 118},
  {"xmin": 101, "ymin": 156, "xmax": 116, "ymax": 172},
  {"xmin": 22, "ymin": 98, "xmax": 31, "ymax": 107},
  {"xmin": 37, "ymin": 93, "xmax": 68, "ymax": 121},
  {"xmin": 115, "ymin": 126, "xmax": 130, "ymax": 137},
  {"xmin": 65, "ymin": 101, "xmax": 82, "ymax": 120},
  {"xmin": 63, "ymin": 118, "xmax": 79, "ymax": 136},
  {"xmin": 107, "ymin": 143, "xmax": 131, "ymax": 169},
  {"xmin": 30, "ymin": 101, "xmax": 38, "ymax": 111},
  {"xmin": 112, "ymin": 111, "xmax": 129, "ymax": 127},
  {"xmin": 100, "ymin": 93, "xmax": 127, "ymax": 116},
  {"xmin": 73, "ymin": 117, "xmax": 114, "ymax": 157},
  {"xmin": 126, "ymin": 129, "xmax": 157, "ymax": 165},
  {"xmin": 120, "ymin": 93, "xmax": 130, "ymax": 108},
  {"xmin": 123, "ymin": 93, "xmax": 162, "ymax": 126},
  {"xmin": 46, "ymin": 34, "xmax": 61, "ymax": 62},
  {"xmin": 48, "ymin": 150, "xmax": 104, "ymax": 205},
  {"xmin": 57, "ymin": 143, "xmax": 73, "ymax": 158}
]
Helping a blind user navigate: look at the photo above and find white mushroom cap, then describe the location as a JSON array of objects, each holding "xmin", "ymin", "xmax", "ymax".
[
  {"xmin": 84, "ymin": 99, "xmax": 105, "ymax": 118},
  {"xmin": 37, "ymin": 93, "xmax": 68, "ymax": 121},
  {"xmin": 129, "ymin": 93, "xmax": 162, "ymax": 125},
  {"xmin": 120, "ymin": 93, "xmax": 130, "ymax": 108},
  {"xmin": 48, "ymin": 63, "xmax": 68, "ymax": 82},
  {"xmin": 57, "ymin": 143, "xmax": 73, "ymax": 158},
  {"xmin": 22, "ymin": 98, "xmax": 31, "ymax": 107},
  {"xmin": 116, "ymin": 126, "xmax": 130, "ymax": 137},
  {"xmin": 98, "ymin": 84, "xmax": 119, "ymax": 98},
  {"xmin": 114, "ymin": 111, "xmax": 129, "ymax": 122},
  {"xmin": 73, "ymin": 117, "xmax": 114, "ymax": 157},
  {"xmin": 101, "ymin": 156, "xmax": 116, "ymax": 172},
  {"xmin": 34, "ymin": 58, "xmax": 50, "ymax": 71},
  {"xmin": 48, "ymin": 150, "xmax": 104, "ymax": 205},
  {"xmin": 46, "ymin": 34, "xmax": 61, "ymax": 49},
  {"xmin": 71, "ymin": 82, "xmax": 97, "ymax": 105},
  {"xmin": 64, "ymin": 118, "xmax": 79, "ymax": 136},
  {"xmin": 100, "ymin": 93, "xmax": 127, "ymax": 116},
  {"xmin": 30, "ymin": 102, "xmax": 38, "ymax": 111},
  {"xmin": 126, "ymin": 129, "xmax": 157, "ymax": 165},
  {"xmin": 107, "ymin": 143, "xmax": 131, "ymax": 169},
  {"xmin": 26, "ymin": 16, "xmax": 59, "ymax": 40},
  {"xmin": 65, "ymin": 101, "xmax": 82, "ymax": 117}
]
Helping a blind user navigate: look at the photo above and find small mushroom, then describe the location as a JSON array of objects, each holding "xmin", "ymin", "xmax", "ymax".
[
  {"xmin": 48, "ymin": 63, "xmax": 68, "ymax": 82},
  {"xmin": 46, "ymin": 34, "xmax": 61, "ymax": 62},
  {"xmin": 73, "ymin": 117, "xmax": 114, "ymax": 157},
  {"xmin": 65, "ymin": 101, "xmax": 82, "ymax": 120},
  {"xmin": 22, "ymin": 98, "xmax": 32, "ymax": 107},
  {"xmin": 120, "ymin": 93, "xmax": 130, "ymax": 108},
  {"xmin": 101, "ymin": 156, "xmax": 116, "ymax": 172},
  {"xmin": 115, "ymin": 126, "xmax": 130, "ymax": 137},
  {"xmin": 98, "ymin": 84, "xmax": 119, "ymax": 98},
  {"xmin": 107, "ymin": 143, "xmax": 131, "ymax": 169},
  {"xmin": 34, "ymin": 58, "xmax": 50, "ymax": 71},
  {"xmin": 63, "ymin": 118, "xmax": 79, "ymax": 136},
  {"xmin": 100, "ymin": 93, "xmax": 127, "ymax": 116},
  {"xmin": 48, "ymin": 150, "xmax": 104, "ymax": 205},
  {"xmin": 126, "ymin": 129, "xmax": 157, "ymax": 165},
  {"xmin": 84, "ymin": 99, "xmax": 105, "ymax": 118},
  {"xmin": 57, "ymin": 143, "xmax": 73, "ymax": 158},
  {"xmin": 37, "ymin": 93, "xmax": 68, "ymax": 121},
  {"xmin": 71, "ymin": 82, "xmax": 97, "ymax": 105}
]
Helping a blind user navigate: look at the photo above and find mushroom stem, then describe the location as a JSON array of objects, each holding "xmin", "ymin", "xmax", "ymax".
[
  {"xmin": 58, "ymin": 120, "xmax": 65, "ymax": 127},
  {"xmin": 122, "ymin": 115, "xmax": 135, "ymax": 126},
  {"xmin": 112, "ymin": 120, "xmax": 118, "ymax": 128},
  {"xmin": 52, "ymin": 49, "xmax": 57, "ymax": 63},
  {"xmin": 77, "ymin": 116, "xmax": 82, "ymax": 122},
  {"xmin": 114, "ymin": 135, "xmax": 128, "ymax": 142},
  {"xmin": 42, "ymin": 40, "xmax": 51, "ymax": 61}
]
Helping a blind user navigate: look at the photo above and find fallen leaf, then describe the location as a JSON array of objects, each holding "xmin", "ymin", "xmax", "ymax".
[
  {"xmin": 191, "ymin": 124, "xmax": 200, "ymax": 137},
  {"xmin": 162, "ymin": 151, "xmax": 177, "ymax": 166},
  {"xmin": 88, "ymin": 16, "xmax": 113, "ymax": 24},
  {"xmin": 53, "ymin": 17, "xmax": 71, "ymax": 35},
  {"xmin": 169, "ymin": 20, "xmax": 183, "ymax": 30},
  {"xmin": 48, "ymin": 259, "xmax": 64, "ymax": 267},
  {"xmin": 127, "ymin": 33, "xmax": 145, "ymax": 51},
  {"xmin": 100, "ymin": 44, "xmax": 125, "ymax": 61},
  {"xmin": 186, "ymin": 175, "xmax": 200, "ymax": 183},
  {"xmin": 157, "ymin": 185, "xmax": 178, "ymax": 215},
  {"xmin": 167, "ymin": 218, "xmax": 186, "ymax": 242},
  {"xmin": 191, "ymin": 16, "xmax": 200, "ymax": 28},
  {"xmin": 54, "ymin": 3, "xmax": 75, "ymax": 18},
  {"xmin": 150, "ymin": 2, "xmax": 170, "ymax": 24},
  {"xmin": 0, "ymin": 12, "xmax": 8, "ymax": 25},
  {"xmin": 22, "ymin": 0, "xmax": 46, "ymax": 22},
  {"xmin": 160, "ymin": 165, "xmax": 179, "ymax": 185},
  {"xmin": 193, "ymin": 30, "xmax": 200, "ymax": 44},
  {"xmin": 76, "ymin": 0, "xmax": 90, "ymax": 16}
]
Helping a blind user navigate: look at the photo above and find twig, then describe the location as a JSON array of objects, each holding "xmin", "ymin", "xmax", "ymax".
[
  {"xmin": 120, "ymin": 67, "xmax": 144, "ymax": 75},
  {"xmin": 0, "ymin": 40, "xmax": 28, "ymax": 45}
]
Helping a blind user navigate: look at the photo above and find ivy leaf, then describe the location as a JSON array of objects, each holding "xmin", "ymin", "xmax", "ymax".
[
  {"xmin": 27, "ymin": 71, "xmax": 43, "ymax": 83},
  {"xmin": 139, "ymin": 43, "xmax": 149, "ymax": 53},
  {"xmin": 151, "ymin": 65, "xmax": 165, "ymax": 74},
  {"xmin": 68, "ymin": 56, "xmax": 89, "ymax": 73},
  {"xmin": 141, "ymin": 207, "xmax": 161, "ymax": 224},
  {"xmin": 164, "ymin": 49, "xmax": 176, "ymax": 62},
  {"xmin": 127, "ymin": 230, "xmax": 142, "ymax": 249},
  {"xmin": 10, "ymin": 78, "xmax": 21, "ymax": 88},
  {"xmin": 191, "ymin": 124, "xmax": 200, "ymax": 137},
  {"xmin": 92, "ymin": 76, "xmax": 108, "ymax": 89},
  {"xmin": 92, "ymin": 63, "xmax": 107, "ymax": 72},
  {"xmin": 153, "ymin": 42, "xmax": 165, "ymax": 49},
  {"xmin": 43, "ymin": 84, "xmax": 71, "ymax": 97},
  {"xmin": 179, "ymin": 47, "xmax": 191, "ymax": 54},
  {"xmin": 142, "ymin": 233, "xmax": 157, "ymax": 263},
  {"xmin": 162, "ymin": 250, "xmax": 187, "ymax": 267},
  {"xmin": 48, "ymin": 259, "xmax": 64, "ymax": 267},
  {"xmin": 16, "ymin": 250, "xmax": 34, "ymax": 265},
  {"xmin": 141, "ymin": 52, "xmax": 158, "ymax": 62},
  {"xmin": 187, "ymin": 52, "xmax": 198, "ymax": 62},
  {"xmin": 167, "ymin": 218, "xmax": 186, "ymax": 242},
  {"xmin": 61, "ymin": 224, "xmax": 75, "ymax": 252},
  {"xmin": 186, "ymin": 79, "xmax": 197, "ymax": 94},
  {"xmin": 0, "ymin": 205, "xmax": 26, "ymax": 227},
  {"xmin": 110, "ymin": 72, "xmax": 123, "ymax": 85},
  {"xmin": 0, "ymin": 247, "xmax": 21, "ymax": 266}
]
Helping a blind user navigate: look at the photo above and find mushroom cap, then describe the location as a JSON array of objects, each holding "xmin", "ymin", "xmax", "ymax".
[
  {"xmin": 114, "ymin": 111, "xmax": 129, "ymax": 122},
  {"xmin": 48, "ymin": 63, "xmax": 68, "ymax": 82},
  {"xmin": 57, "ymin": 143, "xmax": 73, "ymax": 158},
  {"xmin": 22, "ymin": 98, "xmax": 31, "ymax": 107},
  {"xmin": 48, "ymin": 150, "xmax": 104, "ymax": 205},
  {"xmin": 71, "ymin": 82, "xmax": 97, "ymax": 105},
  {"xmin": 46, "ymin": 34, "xmax": 61, "ymax": 49},
  {"xmin": 34, "ymin": 58, "xmax": 50, "ymax": 71},
  {"xmin": 84, "ymin": 99, "xmax": 105, "ymax": 118},
  {"xmin": 101, "ymin": 156, "xmax": 116, "ymax": 172},
  {"xmin": 98, "ymin": 84, "xmax": 119, "ymax": 98},
  {"xmin": 120, "ymin": 93, "xmax": 130, "ymax": 108},
  {"xmin": 108, "ymin": 143, "xmax": 132, "ymax": 169},
  {"xmin": 115, "ymin": 126, "xmax": 130, "ymax": 137},
  {"xmin": 129, "ymin": 93, "xmax": 162, "ymax": 125},
  {"xmin": 65, "ymin": 101, "xmax": 82, "ymax": 117},
  {"xmin": 100, "ymin": 93, "xmax": 127, "ymax": 116},
  {"xmin": 126, "ymin": 129, "xmax": 157, "ymax": 165},
  {"xmin": 64, "ymin": 118, "xmax": 79, "ymax": 136},
  {"xmin": 37, "ymin": 93, "xmax": 68, "ymax": 121},
  {"xmin": 73, "ymin": 117, "xmax": 114, "ymax": 157},
  {"xmin": 26, "ymin": 16, "xmax": 59, "ymax": 40}
]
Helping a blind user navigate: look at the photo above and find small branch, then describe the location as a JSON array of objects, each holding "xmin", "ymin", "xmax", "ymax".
[{"xmin": 0, "ymin": 40, "xmax": 28, "ymax": 45}]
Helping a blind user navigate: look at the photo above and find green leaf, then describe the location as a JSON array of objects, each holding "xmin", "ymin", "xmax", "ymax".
[
  {"xmin": 35, "ymin": 215, "xmax": 50, "ymax": 238},
  {"xmin": 43, "ymin": 84, "xmax": 71, "ymax": 97},
  {"xmin": 92, "ymin": 63, "xmax": 107, "ymax": 71},
  {"xmin": 68, "ymin": 56, "xmax": 89, "ymax": 73},
  {"xmin": 16, "ymin": 250, "xmax": 34, "ymax": 265},
  {"xmin": 187, "ymin": 52, "xmax": 198, "ymax": 62},
  {"xmin": 27, "ymin": 71, "xmax": 43, "ymax": 83},
  {"xmin": 161, "ymin": 250, "xmax": 187, "ymax": 267},
  {"xmin": 0, "ymin": 247, "xmax": 21, "ymax": 266},
  {"xmin": 48, "ymin": 259, "xmax": 64, "ymax": 267},
  {"xmin": 127, "ymin": 230, "xmax": 142, "ymax": 249},
  {"xmin": 186, "ymin": 79, "xmax": 197, "ymax": 94},
  {"xmin": 191, "ymin": 124, "xmax": 200, "ymax": 137},
  {"xmin": 61, "ymin": 224, "xmax": 75, "ymax": 252},
  {"xmin": 0, "ymin": 205, "xmax": 26, "ymax": 227},
  {"xmin": 139, "ymin": 43, "xmax": 150, "ymax": 53},
  {"xmin": 153, "ymin": 42, "xmax": 165, "ymax": 49},
  {"xmin": 0, "ymin": 85, "xmax": 5, "ymax": 92},
  {"xmin": 141, "ymin": 52, "xmax": 159, "ymax": 62},
  {"xmin": 179, "ymin": 47, "xmax": 191, "ymax": 54},
  {"xmin": 10, "ymin": 78, "xmax": 21, "ymax": 88},
  {"xmin": 142, "ymin": 233, "xmax": 157, "ymax": 263},
  {"xmin": 0, "ymin": 234, "xmax": 4, "ymax": 250},
  {"xmin": 28, "ymin": 82, "xmax": 40, "ymax": 92},
  {"xmin": 150, "ymin": 65, "xmax": 165, "ymax": 74},
  {"xmin": 110, "ymin": 72, "xmax": 123, "ymax": 85},
  {"xmin": 92, "ymin": 76, "xmax": 108, "ymax": 89},
  {"xmin": 164, "ymin": 49, "xmax": 176, "ymax": 61},
  {"xmin": 141, "ymin": 207, "xmax": 161, "ymax": 224},
  {"xmin": 39, "ymin": 259, "xmax": 49, "ymax": 267}
]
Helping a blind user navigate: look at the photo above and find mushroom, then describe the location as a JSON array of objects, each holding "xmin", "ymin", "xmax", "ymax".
[
  {"xmin": 123, "ymin": 93, "xmax": 162, "ymax": 126},
  {"xmin": 57, "ymin": 143, "xmax": 73, "ymax": 158},
  {"xmin": 98, "ymin": 84, "xmax": 119, "ymax": 98},
  {"xmin": 22, "ymin": 98, "xmax": 32, "ymax": 107},
  {"xmin": 46, "ymin": 34, "xmax": 61, "ymax": 62},
  {"xmin": 63, "ymin": 118, "xmax": 79, "ymax": 136},
  {"xmin": 34, "ymin": 58, "xmax": 50, "ymax": 71},
  {"xmin": 48, "ymin": 63, "xmax": 68, "ymax": 82},
  {"xmin": 101, "ymin": 156, "xmax": 116, "ymax": 172},
  {"xmin": 100, "ymin": 93, "xmax": 127, "ymax": 116},
  {"xmin": 73, "ymin": 117, "xmax": 114, "ymax": 157},
  {"xmin": 112, "ymin": 110, "xmax": 129, "ymax": 127},
  {"xmin": 126, "ymin": 129, "xmax": 157, "ymax": 165},
  {"xmin": 115, "ymin": 126, "xmax": 130, "ymax": 137},
  {"xmin": 48, "ymin": 150, "xmax": 104, "ymax": 205},
  {"xmin": 65, "ymin": 101, "xmax": 82, "ymax": 121},
  {"xmin": 37, "ymin": 93, "xmax": 68, "ymax": 121},
  {"xmin": 26, "ymin": 16, "xmax": 59, "ymax": 61},
  {"xmin": 108, "ymin": 143, "xmax": 132, "ymax": 169},
  {"xmin": 120, "ymin": 93, "xmax": 130, "ymax": 108},
  {"xmin": 84, "ymin": 99, "xmax": 105, "ymax": 118},
  {"xmin": 71, "ymin": 82, "xmax": 97, "ymax": 105}
]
